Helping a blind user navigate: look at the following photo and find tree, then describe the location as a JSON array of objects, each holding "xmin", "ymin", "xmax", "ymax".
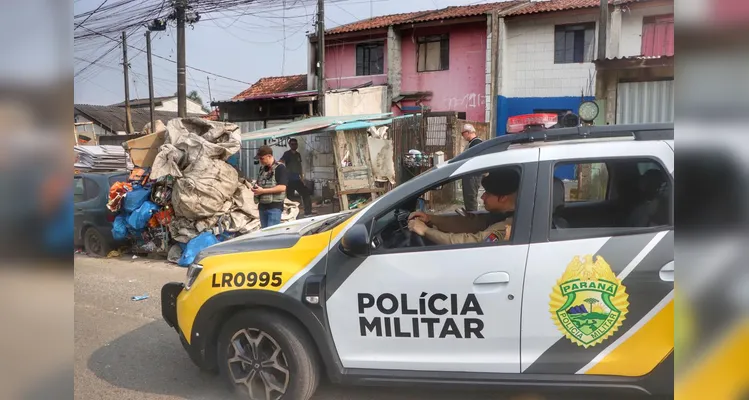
[
  {"xmin": 174, "ymin": 90, "xmax": 211, "ymax": 114},
  {"xmin": 584, "ymin": 298, "xmax": 600, "ymax": 313}
]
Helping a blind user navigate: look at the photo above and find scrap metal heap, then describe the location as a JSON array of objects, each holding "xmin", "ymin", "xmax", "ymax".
[{"xmin": 107, "ymin": 117, "xmax": 299, "ymax": 265}]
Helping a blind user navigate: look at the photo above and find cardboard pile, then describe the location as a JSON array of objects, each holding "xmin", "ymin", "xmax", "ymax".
[{"xmin": 74, "ymin": 145, "xmax": 128, "ymax": 171}]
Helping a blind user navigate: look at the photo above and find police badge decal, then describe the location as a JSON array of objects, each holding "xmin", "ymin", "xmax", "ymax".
[{"xmin": 549, "ymin": 255, "xmax": 629, "ymax": 348}]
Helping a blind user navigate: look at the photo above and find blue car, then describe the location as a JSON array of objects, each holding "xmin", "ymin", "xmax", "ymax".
[{"xmin": 74, "ymin": 171, "xmax": 130, "ymax": 256}]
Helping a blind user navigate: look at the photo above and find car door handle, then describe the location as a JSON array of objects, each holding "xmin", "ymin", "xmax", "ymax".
[
  {"xmin": 659, "ymin": 261, "xmax": 674, "ymax": 282},
  {"xmin": 474, "ymin": 272, "xmax": 510, "ymax": 285}
]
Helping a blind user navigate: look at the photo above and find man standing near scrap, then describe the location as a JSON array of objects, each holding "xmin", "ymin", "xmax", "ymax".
[
  {"xmin": 280, "ymin": 138, "xmax": 313, "ymax": 217},
  {"xmin": 460, "ymin": 123, "xmax": 483, "ymax": 212},
  {"xmin": 252, "ymin": 146, "xmax": 288, "ymax": 228}
]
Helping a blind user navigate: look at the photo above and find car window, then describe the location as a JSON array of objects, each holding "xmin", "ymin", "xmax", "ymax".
[
  {"xmin": 109, "ymin": 173, "xmax": 129, "ymax": 186},
  {"xmin": 550, "ymin": 158, "xmax": 672, "ymax": 240},
  {"xmin": 83, "ymin": 178, "xmax": 100, "ymax": 202},
  {"xmin": 74, "ymin": 178, "xmax": 85, "ymax": 203},
  {"xmin": 556, "ymin": 162, "xmax": 609, "ymax": 202},
  {"xmin": 371, "ymin": 165, "xmax": 525, "ymax": 253}
]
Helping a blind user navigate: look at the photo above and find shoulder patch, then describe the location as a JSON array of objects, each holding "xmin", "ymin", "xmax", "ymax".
[{"xmin": 485, "ymin": 233, "xmax": 500, "ymax": 242}]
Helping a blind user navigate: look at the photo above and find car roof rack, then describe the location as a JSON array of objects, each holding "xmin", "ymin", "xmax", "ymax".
[{"xmin": 449, "ymin": 123, "xmax": 674, "ymax": 164}]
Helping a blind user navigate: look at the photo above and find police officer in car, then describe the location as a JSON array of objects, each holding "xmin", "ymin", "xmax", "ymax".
[{"xmin": 407, "ymin": 168, "xmax": 519, "ymax": 245}]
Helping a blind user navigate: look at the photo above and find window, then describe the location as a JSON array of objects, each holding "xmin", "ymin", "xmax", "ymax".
[
  {"xmin": 109, "ymin": 173, "xmax": 129, "ymax": 187},
  {"xmin": 554, "ymin": 23, "xmax": 595, "ymax": 64},
  {"xmin": 356, "ymin": 42, "xmax": 384, "ymax": 76},
  {"xmin": 83, "ymin": 178, "xmax": 101, "ymax": 202},
  {"xmin": 550, "ymin": 158, "xmax": 672, "ymax": 239},
  {"xmin": 563, "ymin": 162, "xmax": 609, "ymax": 202},
  {"xmin": 370, "ymin": 165, "xmax": 526, "ymax": 253},
  {"xmin": 417, "ymin": 34, "xmax": 449, "ymax": 72},
  {"xmin": 641, "ymin": 14, "xmax": 674, "ymax": 57},
  {"xmin": 74, "ymin": 178, "xmax": 85, "ymax": 203}
]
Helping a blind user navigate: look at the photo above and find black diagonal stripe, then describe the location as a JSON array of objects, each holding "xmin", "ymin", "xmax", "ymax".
[{"xmin": 524, "ymin": 231, "xmax": 672, "ymax": 374}]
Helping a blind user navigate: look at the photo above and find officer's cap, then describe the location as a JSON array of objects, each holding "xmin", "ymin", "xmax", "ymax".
[{"xmin": 481, "ymin": 168, "xmax": 521, "ymax": 196}]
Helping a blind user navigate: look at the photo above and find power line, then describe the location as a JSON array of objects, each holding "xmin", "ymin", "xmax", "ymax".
[
  {"xmin": 74, "ymin": 0, "xmax": 111, "ymax": 30},
  {"xmin": 78, "ymin": 25, "xmax": 253, "ymax": 85}
]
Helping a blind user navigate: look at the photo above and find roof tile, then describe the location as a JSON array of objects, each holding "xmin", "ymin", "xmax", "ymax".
[
  {"xmin": 74, "ymin": 104, "xmax": 203, "ymax": 133},
  {"xmin": 326, "ymin": 1, "xmax": 525, "ymax": 35},
  {"xmin": 232, "ymin": 74, "xmax": 307, "ymax": 101},
  {"xmin": 504, "ymin": 0, "xmax": 643, "ymax": 16}
]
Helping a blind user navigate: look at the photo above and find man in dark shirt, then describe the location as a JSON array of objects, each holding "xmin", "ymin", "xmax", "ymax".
[
  {"xmin": 253, "ymin": 146, "xmax": 288, "ymax": 228},
  {"xmin": 280, "ymin": 138, "xmax": 313, "ymax": 217},
  {"xmin": 461, "ymin": 123, "xmax": 484, "ymax": 212}
]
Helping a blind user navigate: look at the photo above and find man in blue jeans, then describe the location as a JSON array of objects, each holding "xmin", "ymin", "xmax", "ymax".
[{"xmin": 252, "ymin": 146, "xmax": 288, "ymax": 228}]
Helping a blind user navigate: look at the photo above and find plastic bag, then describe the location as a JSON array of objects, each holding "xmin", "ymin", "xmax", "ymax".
[
  {"xmin": 112, "ymin": 215, "xmax": 128, "ymax": 241},
  {"xmin": 123, "ymin": 187, "xmax": 152, "ymax": 213},
  {"xmin": 107, "ymin": 181, "xmax": 132, "ymax": 212},
  {"xmin": 177, "ymin": 231, "xmax": 219, "ymax": 267},
  {"xmin": 126, "ymin": 201, "xmax": 160, "ymax": 230}
]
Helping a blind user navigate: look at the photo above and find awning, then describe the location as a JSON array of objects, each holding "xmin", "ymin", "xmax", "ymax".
[
  {"xmin": 240, "ymin": 113, "xmax": 393, "ymax": 142},
  {"xmin": 212, "ymin": 90, "xmax": 318, "ymax": 105}
]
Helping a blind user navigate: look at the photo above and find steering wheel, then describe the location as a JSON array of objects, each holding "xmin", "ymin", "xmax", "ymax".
[{"xmin": 394, "ymin": 210, "xmax": 426, "ymax": 247}]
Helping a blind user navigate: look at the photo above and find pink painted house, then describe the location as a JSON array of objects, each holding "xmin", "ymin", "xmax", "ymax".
[{"xmin": 311, "ymin": 1, "xmax": 525, "ymax": 123}]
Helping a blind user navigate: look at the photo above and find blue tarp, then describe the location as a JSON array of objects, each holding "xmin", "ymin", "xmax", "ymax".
[
  {"xmin": 123, "ymin": 187, "xmax": 151, "ymax": 214},
  {"xmin": 126, "ymin": 201, "xmax": 160, "ymax": 230},
  {"xmin": 178, "ymin": 231, "xmax": 219, "ymax": 267},
  {"xmin": 112, "ymin": 215, "xmax": 128, "ymax": 241}
]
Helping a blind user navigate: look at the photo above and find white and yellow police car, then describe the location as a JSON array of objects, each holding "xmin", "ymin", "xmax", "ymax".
[{"xmin": 162, "ymin": 123, "xmax": 674, "ymax": 400}]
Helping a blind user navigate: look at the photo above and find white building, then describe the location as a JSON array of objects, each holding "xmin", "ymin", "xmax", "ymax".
[{"xmin": 495, "ymin": 0, "xmax": 674, "ymax": 133}]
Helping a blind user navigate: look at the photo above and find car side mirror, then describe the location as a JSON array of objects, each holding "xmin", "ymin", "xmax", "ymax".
[{"xmin": 340, "ymin": 225, "xmax": 370, "ymax": 257}]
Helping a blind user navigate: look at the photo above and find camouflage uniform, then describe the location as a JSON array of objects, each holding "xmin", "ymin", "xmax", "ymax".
[{"xmin": 422, "ymin": 213, "xmax": 513, "ymax": 245}]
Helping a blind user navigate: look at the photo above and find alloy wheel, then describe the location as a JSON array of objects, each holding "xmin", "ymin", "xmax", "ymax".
[{"xmin": 226, "ymin": 328, "xmax": 290, "ymax": 400}]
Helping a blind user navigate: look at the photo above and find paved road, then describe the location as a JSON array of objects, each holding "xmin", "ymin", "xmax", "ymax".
[{"xmin": 74, "ymin": 255, "xmax": 644, "ymax": 400}]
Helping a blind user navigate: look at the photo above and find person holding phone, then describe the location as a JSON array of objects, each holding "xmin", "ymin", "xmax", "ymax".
[{"xmin": 253, "ymin": 146, "xmax": 288, "ymax": 228}]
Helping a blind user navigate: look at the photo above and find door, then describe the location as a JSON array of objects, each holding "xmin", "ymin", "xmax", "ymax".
[
  {"xmin": 325, "ymin": 149, "xmax": 540, "ymax": 374},
  {"xmin": 521, "ymin": 141, "xmax": 674, "ymax": 377}
]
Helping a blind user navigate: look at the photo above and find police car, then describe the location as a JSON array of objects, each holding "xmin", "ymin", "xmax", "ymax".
[{"xmin": 161, "ymin": 123, "xmax": 674, "ymax": 400}]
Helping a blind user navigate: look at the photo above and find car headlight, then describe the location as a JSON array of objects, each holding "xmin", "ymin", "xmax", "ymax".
[{"xmin": 185, "ymin": 263, "xmax": 203, "ymax": 290}]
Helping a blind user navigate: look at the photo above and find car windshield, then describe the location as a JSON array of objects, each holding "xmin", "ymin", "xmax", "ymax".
[{"xmin": 301, "ymin": 209, "xmax": 363, "ymax": 236}]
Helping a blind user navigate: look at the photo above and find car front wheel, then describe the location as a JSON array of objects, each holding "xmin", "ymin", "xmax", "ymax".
[
  {"xmin": 217, "ymin": 309, "xmax": 320, "ymax": 400},
  {"xmin": 84, "ymin": 227, "xmax": 109, "ymax": 257}
]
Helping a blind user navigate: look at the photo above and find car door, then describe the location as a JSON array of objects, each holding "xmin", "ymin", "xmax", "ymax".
[
  {"xmin": 324, "ymin": 148, "xmax": 540, "ymax": 374},
  {"xmin": 73, "ymin": 176, "xmax": 86, "ymax": 244},
  {"xmin": 520, "ymin": 141, "xmax": 674, "ymax": 378}
]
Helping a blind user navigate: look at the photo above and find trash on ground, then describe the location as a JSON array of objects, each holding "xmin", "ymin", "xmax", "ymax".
[
  {"xmin": 107, "ymin": 250, "xmax": 121, "ymax": 258},
  {"xmin": 131, "ymin": 294, "xmax": 149, "ymax": 301}
]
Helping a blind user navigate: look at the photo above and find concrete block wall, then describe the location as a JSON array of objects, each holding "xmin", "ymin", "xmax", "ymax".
[{"xmin": 503, "ymin": 12, "xmax": 598, "ymax": 99}]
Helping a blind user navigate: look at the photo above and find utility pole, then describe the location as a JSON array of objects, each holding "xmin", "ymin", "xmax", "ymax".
[
  {"xmin": 597, "ymin": 0, "xmax": 608, "ymax": 61},
  {"xmin": 316, "ymin": 0, "xmax": 325, "ymax": 116},
  {"xmin": 206, "ymin": 76, "xmax": 213, "ymax": 105},
  {"xmin": 122, "ymin": 31, "xmax": 134, "ymax": 134},
  {"xmin": 176, "ymin": 0, "xmax": 187, "ymax": 117},
  {"xmin": 146, "ymin": 30, "xmax": 155, "ymax": 133}
]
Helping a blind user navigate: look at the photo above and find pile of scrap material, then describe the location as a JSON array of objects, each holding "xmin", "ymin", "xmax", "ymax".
[
  {"xmin": 109, "ymin": 117, "xmax": 299, "ymax": 266},
  {"xmin": 74, "ymin": 145, "xmax": 129, "ymax": 171}
]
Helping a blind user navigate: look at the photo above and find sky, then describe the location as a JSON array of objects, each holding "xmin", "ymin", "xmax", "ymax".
[{"xmin": 73, "ymin": 0, "xmax": 496, "ymax": 108}]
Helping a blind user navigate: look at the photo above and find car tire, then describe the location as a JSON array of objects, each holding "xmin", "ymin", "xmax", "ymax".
[
  {"xmin": 217, "ymin": 309, "xmax": 319, "ymax": 400},
  {"xmin": 84, "ymin": 227, "xmax": 109, "ymax": 257}
]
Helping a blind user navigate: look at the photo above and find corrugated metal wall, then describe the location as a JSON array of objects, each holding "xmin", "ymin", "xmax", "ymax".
[
  {"xmin": 616, "ymin": 80, "xmax": 674, "ymax": 124},
  {"xmin": 238, "ymin": 121, "xmax": 265, "ymax": 180}
]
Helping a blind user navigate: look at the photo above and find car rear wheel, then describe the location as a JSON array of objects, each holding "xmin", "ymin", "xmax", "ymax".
[
  {"xmin": 217, "ymin": 310, "xmax": 319, "ymax": 400},
  {"xmin": 84, "ymin": 227, "xmax": 109, "ymax": 257}
]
